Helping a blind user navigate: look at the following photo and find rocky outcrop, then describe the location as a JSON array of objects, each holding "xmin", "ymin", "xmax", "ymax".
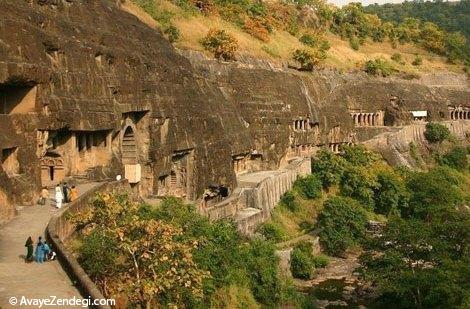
[{"xmin": 0, "ymin": 0, "xmax": 469, "ymax": 223}]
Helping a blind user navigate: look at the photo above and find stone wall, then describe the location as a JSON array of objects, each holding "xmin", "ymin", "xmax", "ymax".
[
  {"xmin": 206, "ymin": 158, "xmax": 311, "ymax": 235},
  {"xmin": 363, "ymin": 120, "xmax": 470, "ymax": 166}
]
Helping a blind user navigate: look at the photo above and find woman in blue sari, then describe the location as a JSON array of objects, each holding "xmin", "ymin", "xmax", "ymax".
[{"xmin": 35, "ymin": 237, "xmax": 44, "ymax": 263}]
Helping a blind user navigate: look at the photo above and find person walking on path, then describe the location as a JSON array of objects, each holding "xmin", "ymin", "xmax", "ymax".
[
  {"xmin": 24, "ymin": 236, "xmax": 34, "ymax": 262},
  {"xmin": 55, "ymin": 184, "xmax": 63, "ymax": 209},
  {"xmin": 70, "ymin": 186, "xmax": 78, "ymax": 202},
  {"xmin": 42, "ymin": 242, "xmax": 51, "ymax": 262},
  {"xmin": 35, "ymin": 237, "xmax": 45, "ymax": 263},
  {"xmin": 62, "ymin": 182, "xmax": 70, "ymax": 203},
  {"xmin": 38, "ymin": 187, "xmax": 49, "ymax": 205}
]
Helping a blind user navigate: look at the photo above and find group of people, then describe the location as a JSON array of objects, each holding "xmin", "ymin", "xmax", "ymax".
[
  {"xmin": 24, "ymin": 236, "xmax": 56, "ymax": 263},
  {"xmin": 37, "ymin": 182, "xmax": 79, "ymax": 209}
]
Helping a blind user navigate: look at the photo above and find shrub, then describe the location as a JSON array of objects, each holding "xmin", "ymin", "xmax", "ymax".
[
  {"xmin": 412, "ymin": 55, "xmax": 423, "ymax": 66},
  {"xmin": 316, "ymin": 196, "xmax": 368, "ymax": 256},
  {"xmin": 292, "ymin": 49, "xmax": 325, "ymax": 71},
  {"xmin": 243, "ymin": 17, "xmax": 271, "ymax": 42},
  {"xmin": 312, "ymin": 254, "xmax": 329, "ymax": 268},
  {"xmin": 164, "ymin": 25, "xmax": 180, "ymax": 42},
  {"xmin": 260, "ymin": 222, "xmax": 286, "ymax": 242},
  {"xmin": 391, "ymin": 52, "xmax": 402, "ymax": 62},
  {"xmin": 200, "ymin": 29, "xmax": 238, "ymax": 61},
  {"xmin": 242, "ymin": 239, "xmax": 282, "ymax": 306},
  {"xmin": 319, "ymin": 40, "xmax": 331, "ymax": 51},
  {"xmin": 365, "ymin": 58, "xmax": 396, "ymax": 77},
  {"xmin": 290, "ymin": 242, "xmax": 314, "ymax": 279},
  {"xmin": 312, "ymin": 149, "xmax": 347, "ymax": 188},
  {"xmin": 350, "ymin": 36, "xmax": 360, "ymax": 50},
  {"xmin": 439, "ymin": 146, "xmax": 468, "ymax": 171},
  {"xmin": 299, "ymin": 33, "xmax": 318, "ymax": 47},
  {"xmin": 280, "ymin": 191, "xmax": 298, "ymax": 212},
  {"xmin": 294, "ymin": 174, "xmax": 322, "ymax": 199},
  {"xmin": 424, "ymin": 122, "xmax": 450, "ymax": 143}
]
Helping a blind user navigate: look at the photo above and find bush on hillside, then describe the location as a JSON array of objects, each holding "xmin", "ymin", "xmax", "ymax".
[
  {"xmin": 294, "ymin": 174, "xmax": 322, "ymax": 199},
  {"xmin": 439, "ymin": 146, "xmax": 468, "ymax": 171},
  {"xmin": 242, "ymin": 239, "xmax": 282, "ymax": 306},
  {"xmin": 280, "ymin": 191, "xmax": 298, "ymax": 212},
  {"xmin": 312, "ymin": 254, "xmax": 329, "ymax": 268},
  {"xmin": 316, "ymin": 196, "xmax": 368, "ymax": 256},
  {"xmin": 364, "ymin": 58, "xmax": 396, "ymax": 76},
  {"xmin": 412, "ymin": 55, "xmax": 423, "ymax": 66},
  {"xmin": 260, "ymin": 222, "xmax": 287, "ymax": 242},
  {"xmin": 424, "ymin": 122, "xmax": 450, "ymax": 143},
  {"xmin": 200, "ymin": 29, "xmax": 239, "ymax": 61},
  {"xmin": 290, "ymin": 242, "xmax": 315, "ymax": 279},
  {"xmin": 292, "ymin": 49, "xmax": 325, "ymax": 71},
  {"xmin": 391, "ymin": 52, "xmax": 402, "ymax": 62},
  {"xmin": 164, "ymin": 25, "xmax": 180, "ymax": 42}
]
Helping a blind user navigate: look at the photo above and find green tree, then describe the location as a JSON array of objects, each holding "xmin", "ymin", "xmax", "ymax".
[
  {"xmin": 405, "ymin": 167, "xmax": 463, "ymax": 219},
  {"xmin": 424, "ymin": 122, "xmax": 450, "ymax": 143},
  {"xmin": 361, "ymin": 212, "xmax": 470, "ymax": 309},
  {"xmin": 312, "ymin": 149, "xmax": 347, "ymax": 188},
  {"xmin": 71, "ymin": 193, "xmax": 209, "ymax": 306},
  {"xmin": 373, "ymin": 170, "xmax": 409, "ymax": 216},
  {"xmin": 340, "ymin": 166, "xmax": 378, "ymax": 210},
  {"xmin": 316, "ymin": 196, "xmax": 368, "ymax": 256}
]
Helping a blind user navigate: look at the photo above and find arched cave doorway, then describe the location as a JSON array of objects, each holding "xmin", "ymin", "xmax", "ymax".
[
  {"xmin": 122, "ymin": 126, "xmax": 137, "ymax": 164},
  {"xmin": 41, "ymin": 156, "xmax": 65, "ymax": 187}
]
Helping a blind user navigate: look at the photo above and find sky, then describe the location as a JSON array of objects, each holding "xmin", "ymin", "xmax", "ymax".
[{"xmin": 329, "ymin": 0, "xmax": 405, "ymax": 6}]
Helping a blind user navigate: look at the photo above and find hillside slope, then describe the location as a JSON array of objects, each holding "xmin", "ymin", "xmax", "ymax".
[{"xmin": 122, "ymin": 0, "xmax": 464, "ymax": 74}]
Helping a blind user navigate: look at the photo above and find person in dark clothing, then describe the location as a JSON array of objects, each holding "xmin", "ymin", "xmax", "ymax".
[
  {"xmin": 62, "ymin": 182, "xmax": 70, "ymax": 203},
  {"xmin": 25, "ymin": 236, "xmax": 34, "ymax": 262}
]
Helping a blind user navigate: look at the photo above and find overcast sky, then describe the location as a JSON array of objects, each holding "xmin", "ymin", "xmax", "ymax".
[{"xmin": 329, "ymin": 0, "xmax": 405, "ymax": 6}]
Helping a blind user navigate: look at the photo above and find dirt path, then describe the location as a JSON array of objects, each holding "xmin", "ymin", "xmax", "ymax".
[{"xmin": 0, "ymin": 183, "xmax": 99, "ymax": 308}]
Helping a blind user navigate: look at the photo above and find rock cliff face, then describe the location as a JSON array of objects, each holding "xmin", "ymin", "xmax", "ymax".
[{"xmin": 0, "ymin": 0, "xmax": 468, "ymax": 224}]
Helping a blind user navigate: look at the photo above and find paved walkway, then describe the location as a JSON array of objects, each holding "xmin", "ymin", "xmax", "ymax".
[{"xmin": 0, "ymin": 182, "xmax": 99, "ymax": 308}]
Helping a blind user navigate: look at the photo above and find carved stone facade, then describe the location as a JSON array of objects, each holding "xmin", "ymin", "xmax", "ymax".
[{"xmin": 0, "ymin": 0, "xmax": 469, "ymax": 223}]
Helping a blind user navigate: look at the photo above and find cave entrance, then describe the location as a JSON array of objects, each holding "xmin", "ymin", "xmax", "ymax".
[
  {"xmin": 122, "ymin": 126, "xmax": 137, "ymax": 164},
  {"xmin": 0, "ymin": 83, "xmax": 37, "ymax": 115},
  {"xmin": 41, "ymin": 156, "xmax": 65, "ymax": 187}
]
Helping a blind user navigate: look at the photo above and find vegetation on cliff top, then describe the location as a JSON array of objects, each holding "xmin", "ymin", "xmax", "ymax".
[{"xmin": 125, "ymin": 0, "xmax": 468, "ymax": 74}]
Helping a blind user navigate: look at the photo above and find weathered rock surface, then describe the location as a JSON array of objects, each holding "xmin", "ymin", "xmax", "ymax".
[{"xmin": 0, "ymin": 0, "xmax": 469, "ymax": 223}]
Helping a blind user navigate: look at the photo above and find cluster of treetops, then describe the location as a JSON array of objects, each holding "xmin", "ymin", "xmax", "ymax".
[{"xmin": 133, "ymin": 0, "xmax": 469, "ymax": 69}]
